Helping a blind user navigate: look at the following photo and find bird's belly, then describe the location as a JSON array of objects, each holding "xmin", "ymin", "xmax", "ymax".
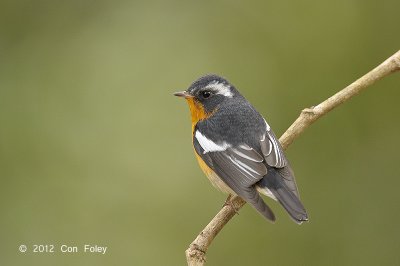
[{"xmin": 195, "ymin": 153, "xmax": 235, "ymax": 195}]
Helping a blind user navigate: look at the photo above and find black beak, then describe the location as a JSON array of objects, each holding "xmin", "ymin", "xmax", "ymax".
[{"xmin": 173, "ymin": 91, "xmax": 192, "ymax": 98}]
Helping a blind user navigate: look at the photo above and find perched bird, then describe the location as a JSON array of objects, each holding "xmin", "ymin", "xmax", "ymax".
[{"xmin": 174, "ymin": 74, "xmax": 308, "ymax": 223}]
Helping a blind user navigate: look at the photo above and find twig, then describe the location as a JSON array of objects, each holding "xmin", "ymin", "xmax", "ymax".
[{"xmin": 185, "ymin": 50, "xmax": 400, "ymax": 266}]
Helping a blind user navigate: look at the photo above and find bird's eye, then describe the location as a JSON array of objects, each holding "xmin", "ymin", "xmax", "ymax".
[{"xmin": 201, "ymin": 91, "xmax": 211, "ymax": 99}]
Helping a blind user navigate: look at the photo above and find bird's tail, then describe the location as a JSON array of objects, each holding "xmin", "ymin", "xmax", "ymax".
[{"xmin": 257, "ymin": 167, "xmax": 308, "ymax": 224}]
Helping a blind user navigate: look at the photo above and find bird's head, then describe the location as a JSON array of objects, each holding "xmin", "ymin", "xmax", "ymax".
[{"xmin": 174, "ymin": 74, "xmax": 239, "ymax": 125}]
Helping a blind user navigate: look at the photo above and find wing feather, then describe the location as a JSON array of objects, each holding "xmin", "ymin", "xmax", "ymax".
[
  {"xmin": 259, "ymin": 120, "xmax": 301, "ymax": 198},
  {"xmin": 194, "ymin": 129, "xmax": 275, "ymax": 221},
  {"xmin": 260, "ymin": 121, "xmax": 287, "ymax": 168}
]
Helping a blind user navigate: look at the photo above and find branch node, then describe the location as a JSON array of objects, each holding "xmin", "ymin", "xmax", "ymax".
[
  {"xmin": 301, "ymin": 107, "xmax": 319, "ymax": 119},
  {"xmin": 186, "ymin": 244, "xmax": 206, "ymax": 266},
  {"xmin": 223, "ymin": 196, "xmax": 241, "ymax": 214},
  {"xmin": 185, "ymin": 49, "xmax": 400, "ymax": 266}
]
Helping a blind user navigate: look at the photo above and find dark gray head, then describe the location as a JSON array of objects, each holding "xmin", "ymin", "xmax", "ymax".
[{"xmin": 174, "ymin": 74, "xmax": 241, "ymax": 114}]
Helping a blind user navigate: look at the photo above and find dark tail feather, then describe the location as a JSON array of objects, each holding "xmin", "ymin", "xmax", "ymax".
[
  {"xmin": 258, "ymin": 168, "xmax": 308, "ymax": 224},
  {"xmin": 242, "ymin": 186, "xmax": 276, "ymax": 222}
]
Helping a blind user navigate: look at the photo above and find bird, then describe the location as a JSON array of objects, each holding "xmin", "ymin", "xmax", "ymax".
[{"xmin": 174, "ymin": 74, "xmax": 308, "ymax": 224}]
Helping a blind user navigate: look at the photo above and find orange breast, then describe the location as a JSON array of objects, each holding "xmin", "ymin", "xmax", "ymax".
[
  {"xmin": 195, "ymin": 152, "xmax": 234, "ymax": 194},
  {"xmin": 186, "ymin": 98, "xmax": 233, "ymax": 194},
  {"xmin": 185, "ymin": 98, "xmax": 210, "ymax": 133}
]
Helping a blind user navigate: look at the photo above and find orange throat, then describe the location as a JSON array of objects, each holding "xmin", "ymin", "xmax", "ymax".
[{"xmin": 185, "ymin": 98, "xmax": 210, "ymax": 132}]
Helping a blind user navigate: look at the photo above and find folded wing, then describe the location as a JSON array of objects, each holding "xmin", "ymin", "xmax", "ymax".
[{"xmin": 194, "ymin": 130, "xmax": 276, "ymax": 221}]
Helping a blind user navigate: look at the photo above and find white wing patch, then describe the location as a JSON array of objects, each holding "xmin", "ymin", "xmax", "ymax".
[
  {"xmin": 261, "ymin": 118, "xmax": 287, "ymax": 168},
  {"xmin": 232, "ymin": 148, "xmax": 263, "ymax": 162},
  {"xmin": 206, "ymin": 81, "xmax": 233, "ymax": 97},
  {"xmin": 263, "ymin": 118, "xmax": 270, "ymax": 131},
  {"xmin": 269, "ymin": 133, "xmax": 285, "ymax": 167},
  {"xmin": 261, "ymin": 134, "xmax": 273, "ymax": 156},
  {"xmin": 195, "ymin": 130, "xmax": 231, "ymax": 154},
  {"xmin": 228, "ymin": 156, "xmax": 257, "ymax": 177}
]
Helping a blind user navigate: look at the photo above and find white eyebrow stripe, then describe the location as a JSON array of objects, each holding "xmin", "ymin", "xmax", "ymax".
[
  {"xmin": 195, "ymin": 130, "xmax": 231, "ymax": 154},
  {"xmin": 206, "ymin": 81, "xmax": 233, "ymax": 97}
]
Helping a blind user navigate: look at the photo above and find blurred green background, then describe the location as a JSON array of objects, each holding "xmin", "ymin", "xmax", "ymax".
[{"xmin": 1, "ymin": 0, "xmax": 400, "ymax": 265}]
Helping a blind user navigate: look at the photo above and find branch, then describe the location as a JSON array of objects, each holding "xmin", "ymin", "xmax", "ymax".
[
  {"xmin": 280, "ymin": 50, "xmax": 400, "ymax": 149},
  {"xmin": 186, "ymin": 50, "xmax": 400, "ymax": 266}
]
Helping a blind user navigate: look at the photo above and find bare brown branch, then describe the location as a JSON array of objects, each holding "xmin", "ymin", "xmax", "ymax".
[
  {"xmin": 280, "ymin": 50, "xmax": 400, "ymax": 149},
  {"xmin": 186, "ymin": 50, "xmax": 400, "ymax": 266}
]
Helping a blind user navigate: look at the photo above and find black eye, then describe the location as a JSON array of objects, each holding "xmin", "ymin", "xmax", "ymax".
[{"xmin": 201, "ymin": 90, "xmax": 211, "ymax": 99}]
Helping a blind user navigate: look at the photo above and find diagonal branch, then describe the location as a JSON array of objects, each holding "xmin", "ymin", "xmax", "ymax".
[
  {"xmin": 280, "ymin": 50, "xmax": 400, "ymax": 149},
  {"xmin": 186, "ymin": 50, "xmax": 400, "ymax": 266}
]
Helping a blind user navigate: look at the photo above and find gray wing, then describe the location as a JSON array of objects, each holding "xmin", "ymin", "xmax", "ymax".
[
  {"xmin": 194, "ymin": 136, "xmax": 276, "ymax": 221},
  {"xmin": 259, "ymin": 120, "xmax": 300, "ymax": 197},
  {"xmin": 260, "ymin": 122, "xmax": 287, "ymax": 168}
]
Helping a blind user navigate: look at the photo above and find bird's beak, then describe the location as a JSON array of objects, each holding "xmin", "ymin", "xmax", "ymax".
[{"xmin": 173, "ymin": 91, "xmax": 192, "ymax": 98}]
